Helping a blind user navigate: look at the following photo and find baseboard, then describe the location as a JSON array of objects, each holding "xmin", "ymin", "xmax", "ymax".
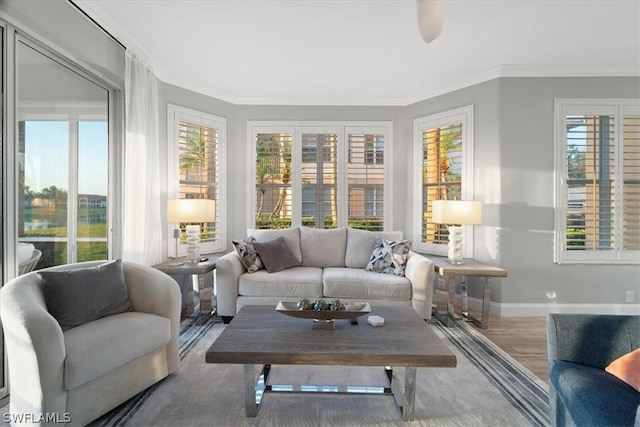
[
  {"xmin": 463, "ymin": 296, "xmax": 640, "ymax": 317},
  {"xmin": 494, "ymin": 301, "xmax": 640, "ymax": 317}
]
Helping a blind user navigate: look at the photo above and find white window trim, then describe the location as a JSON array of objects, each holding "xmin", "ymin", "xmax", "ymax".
[
  {"xmin": 412, "ymin": 105, "xmax": 474, "ymax": 256},
  {"xmin": 554, "ymin": 98, "xmax": 640, "ymax": 264},
  {"xmin": 247, "ymin": 121, "xmax": 393, "ymax": 230},
  {"xmin": 167, "ymin": 104, "xmax": 227, "ymax": 255}
]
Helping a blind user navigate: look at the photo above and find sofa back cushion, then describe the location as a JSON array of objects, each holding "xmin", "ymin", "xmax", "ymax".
[
  {"xmin": 247, "ymin": 227, "xmax": 302, "ymax": 264},
  {"xmin": 345, "ymin": 228, "xmax": 403, "ymax": 269},
  {"xmin": 300, "ymin": 227, "xmax": 347, "ymax": 268}
]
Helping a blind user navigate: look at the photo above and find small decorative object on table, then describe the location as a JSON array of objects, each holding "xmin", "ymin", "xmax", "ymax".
[{"xmin": 276, "ymin": 299, "xmax": 371, "ymax": 330}]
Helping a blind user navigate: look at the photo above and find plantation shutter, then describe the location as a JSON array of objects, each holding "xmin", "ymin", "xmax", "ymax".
[
  {"xmin": 347, "ymin": 133, "xmax": 385, "ymax": 231},
  {"xmin": 421, "ymin": 123, "xmax": 463, "ymax": 247},
  {"xmin": 301, "ymin": 133, "xmax": 338, "ymax": 228},
  {"xmin": 255, "ymin": 133, "xmax": 293, "ymax": 229},
  {"xmin": 622, "ymin": 113, "xmax": 640, "ymax": 250},
  {"xmin": 178, "ymin": 121, "xmax": 220, "ymax": 243},
  {"xmin": 564, "ymin": 114, "xmax": 616, "ymax": 251},
  {"xmin": 557, "ymin": 101, "xmax": 640, "ymax": 263}
]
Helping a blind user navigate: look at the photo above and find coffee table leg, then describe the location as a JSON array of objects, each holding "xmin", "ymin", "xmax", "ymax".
[
  {"xmin": 244, "ymin": 364, "xmax": 257, "ymax": 417},
  {"xmin": 403, "ymin": 367, "xmax": 417, "ymax": 421},
  {"xmin": 391, "ymin": 367, "xmax": 417, "ymax": 421}
]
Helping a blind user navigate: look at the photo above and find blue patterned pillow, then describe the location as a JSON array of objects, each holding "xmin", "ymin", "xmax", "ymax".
[
  {"xmin": 365, "ymin": 237, "xmax": 412, "ymax": 276},
  {"xmin": 232, "ymin": 236, "xmax": 264, "ymax": 273}
]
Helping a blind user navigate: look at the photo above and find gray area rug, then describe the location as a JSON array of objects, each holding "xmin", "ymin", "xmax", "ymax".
[{"xmin": 91, "ymin": 316, "xmax": 550, "ymax": 427}]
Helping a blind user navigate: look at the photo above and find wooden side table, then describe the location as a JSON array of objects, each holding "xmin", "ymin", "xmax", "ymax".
[
  {"xmin": 430, "ymin": 257, "xmax": 507, "ymax": 329},
  {"xmin": 153, "ymin": 255, "xmax": 220, "ymax": 322}
]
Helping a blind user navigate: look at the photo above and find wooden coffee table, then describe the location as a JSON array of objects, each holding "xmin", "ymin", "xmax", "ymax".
[{"xmin": 205, "ymin": 305, "xmax": 456, "ymax": 421}]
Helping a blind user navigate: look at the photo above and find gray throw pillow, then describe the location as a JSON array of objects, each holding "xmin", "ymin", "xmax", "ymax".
[
  {"xmin": 38, "ymin": 259, "xmax": 133, "ymax": 330},
  {"xmin": 232, "ymin": 236, "xmax": 264, "ymax": 273},
  {"xmin": 252, "ymin": 236, "xmax": 300, "ymax": 273},
  {"xmin": 365, "ymin": 237, "xmax": 413, "ymax": 276}
]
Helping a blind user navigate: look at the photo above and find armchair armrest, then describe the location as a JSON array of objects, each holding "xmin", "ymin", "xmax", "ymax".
[
  {"xmin": 0, "ymin": 273, "xmax": 67, "ymax": 415},
  {"xmin": 123, "ymin": 262, "xmax": 181, "ymax": 374},
  {"xmin": 405, "ymin": 251, "xmax": 434, "ymax": 320},
  {"xmin": 216, "ymin": 251, "xmax": 246, "ymax": 317}
]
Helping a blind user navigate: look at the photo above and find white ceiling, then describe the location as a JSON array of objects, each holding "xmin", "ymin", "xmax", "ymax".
[{"xmin": 75, "ymin": 0, "xmax": 640, "ymax": 106}]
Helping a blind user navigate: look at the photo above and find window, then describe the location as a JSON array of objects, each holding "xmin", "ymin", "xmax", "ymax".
[
  {"xmin": 17, "ymin": 39, "xmax": 114, "ymax": 268},
  {"xmin": 249, "ymin": 122, "xmax": 392, "ymax": 231},
  {"xmin": 413, "ymin": 106, "xmax": 474, "ymax": 255},
  {"xmin": 347, "ymin": 132, "xmax": 385, "ymax": 230},
  {"xmin": 168, "ymin": 105, "xmax": 226, "ymax": 254},
  {"xmin": 554, "ymin": 99, "xmax": 640, "ymax": 264}
]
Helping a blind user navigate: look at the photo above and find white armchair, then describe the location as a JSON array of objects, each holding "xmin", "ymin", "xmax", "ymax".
[{"xmin": 0, "ymin": 260, "xmax": 181, "ymax": 426}]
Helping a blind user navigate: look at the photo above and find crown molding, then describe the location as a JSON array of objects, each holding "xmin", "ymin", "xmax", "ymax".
[{"xmin": 499, "ymin": 63, "xmax": 640, "ymax": 78}]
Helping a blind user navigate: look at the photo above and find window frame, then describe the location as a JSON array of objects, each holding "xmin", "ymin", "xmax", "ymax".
[
  {"xmin": 14, "ymin": 34, "xmax": 120, "ymax": 267},
  {"xmin": 167, "ymin": 104, "xmax": 227, "ymax": 255},
  {"xmin": 412, "ymin": 105, "xmax": 475, "ymax": 256},
  {"xmin": 247, "ymin": 121, "xmax": 393, "ymax": 231},
  {"xmin": 553, "ymin": 98, "xmax": 640, "ymax": 264}
]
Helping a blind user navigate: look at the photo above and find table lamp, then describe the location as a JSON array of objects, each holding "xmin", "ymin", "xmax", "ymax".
[
  {"xmin": 431, "ymin": 200, "xmax": 482, "ymax": 264},
  {"xmin": 167, "ymin": 199, "xmax": 216, "ymax": 262}
]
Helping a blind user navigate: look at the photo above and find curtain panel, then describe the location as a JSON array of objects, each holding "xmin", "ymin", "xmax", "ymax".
[{"xmin": 123, "ymin": 51, "xmax": 162, "ymax": 265}]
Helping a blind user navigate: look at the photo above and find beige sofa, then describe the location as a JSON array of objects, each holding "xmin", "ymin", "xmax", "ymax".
[
  {"xmin": 0, "ymin": 261, "xmax": 181, "ymax": 426},
  {"xmin": 217, "ymin": 227, "xmax": 434, "ymax": 321}
]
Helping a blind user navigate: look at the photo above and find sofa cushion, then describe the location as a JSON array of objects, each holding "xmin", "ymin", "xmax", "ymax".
[
  {"xmin": 38, "ymin": 259, "xmax": 133, "ymax": 330},
  {"xmin": 247, "ymin": 227, "xmax": 302, "ymax": 264},
  {"xmin": 232, "ymin": 236, "xmax": 264, "ymax": 273},
  {"xmin": 365, "ymin": 237, "xmax": 412, "ymax": 276},
  {"xmin": 300, "ymin": 227, "xmax": 347, "ymax": 268},
  {"xmin": 323, "ymin": 267, "xmax": 411, "ymax": 301},
  {"xmin": 345, "ymin": 228, "xmax": 403, "ymax": 269},
  {"xmin": 239, "ymin": 266, "xmax": 323, "ymax": 298},
  {"xmin": 606, "ymin": 347, "xmax": 640, "ymax": 392},
  {"xmin": 63, "ymin": 311, "xmax": 171, "ymax": 390},
  {"xmin": 252, "ymin": 236, "xmax": 300, "ymax": 273},
  {"xmin": 550, "ymin": 360, "xmax": 640, "ymax": 427}
]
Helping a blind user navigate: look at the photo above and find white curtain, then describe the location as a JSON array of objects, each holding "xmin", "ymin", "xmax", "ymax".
[{"xmin": 122, "ymin": 51, "xmax": 163, "ymax": 265}]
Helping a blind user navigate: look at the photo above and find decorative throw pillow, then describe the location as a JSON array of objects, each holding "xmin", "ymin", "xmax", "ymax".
[
  {"xmin": 232, "ymin": 236, "xmax": 264, "ymax": 273},
  {"xmin": 605, "ymin": 347, "xmax": 640, "ymax": 392},
  {"xmin": 38, "ymin": 259, "xmax": 133, "ymax": 330},
  {"xmin": 252, "ymin": 236, "xmax": 300, "ymax": 273},
  {"xmin": 365, "ymin": 237, "xmax": 413, "ymax": 276}
]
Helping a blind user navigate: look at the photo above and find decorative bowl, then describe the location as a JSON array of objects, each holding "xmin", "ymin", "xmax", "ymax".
[{"xmin": 276, "ymin": 301, "xmax": 371, "ymax": 329}]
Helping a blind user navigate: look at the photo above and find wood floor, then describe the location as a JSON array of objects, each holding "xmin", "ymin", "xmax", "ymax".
[{"xmin": 471, "ymin": 315, "xmax": 549, "ymax": 383}]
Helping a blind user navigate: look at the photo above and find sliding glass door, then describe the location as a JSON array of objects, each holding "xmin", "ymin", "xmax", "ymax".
[{"xmin": 17, "ymin": 40, "xmax": 109, "ymax": 268}]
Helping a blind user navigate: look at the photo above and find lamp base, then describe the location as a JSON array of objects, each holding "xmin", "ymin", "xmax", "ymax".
[
  {"xmin": 185, "ymin": 224, "xmax": 201, "ymax": 262},
  {"xmin": 447, "ymin": 225, "xmax": 464, "ymax": 265}
]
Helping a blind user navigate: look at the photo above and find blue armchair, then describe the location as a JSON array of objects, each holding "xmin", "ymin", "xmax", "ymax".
[{"xmin": 547, "ymin": 313, "xmax": 640, "ymax": 427}]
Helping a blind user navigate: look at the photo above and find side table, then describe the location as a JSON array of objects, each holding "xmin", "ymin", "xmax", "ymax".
[
  {"xmin": 153, "ymin": 255, "xmax": 220, "ymax": 322},
  {"xmin": 430, "ymin": 257, "xmax": 507, "ymax": 329}
]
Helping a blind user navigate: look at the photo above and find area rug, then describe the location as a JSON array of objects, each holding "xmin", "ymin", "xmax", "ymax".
[{"xmin": 91, "ymin": 316, "xmax": 550, "ymax": 427}]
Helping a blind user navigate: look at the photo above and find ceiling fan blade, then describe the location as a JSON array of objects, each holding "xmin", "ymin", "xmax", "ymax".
[{"xmin": 417, "ymin": 0, "xmax": 444, "ymax": 43}]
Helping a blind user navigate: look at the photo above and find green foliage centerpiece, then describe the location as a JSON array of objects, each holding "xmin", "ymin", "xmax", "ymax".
[{"xmin": 276, "ymin": 299, "xmax": 370, "ymax": 330}]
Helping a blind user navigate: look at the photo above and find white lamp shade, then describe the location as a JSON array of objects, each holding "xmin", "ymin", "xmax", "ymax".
[
  {"xmin": 417, "ymin": 0, "xmax": 443, "ymax": 43},
  {"xmin": 167, "ymin": 199, "xmax": 216, "ymax": 223},
  {"xmin": 431, "ymin": 200, "xmax": 482, "ymax": 225}
]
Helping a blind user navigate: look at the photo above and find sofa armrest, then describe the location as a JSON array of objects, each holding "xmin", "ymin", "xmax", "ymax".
[
  {"xmin": 216, "ymin": 251, "xmax": 247, "ymax": 317},
  {"xmin": 123, "ymin": 262, "xmax": 181, "ymax": 374},
  {"xmin": 405, "ymin": 251, "xmax": 434, "ymax": 320},
  {"xmin": 0, "ymin": 273, "xmax": 67, "ymax": 416}
]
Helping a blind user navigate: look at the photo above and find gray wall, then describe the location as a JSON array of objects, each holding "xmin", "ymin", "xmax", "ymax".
[
  {"xmin": 497, "ymin": 77, "xmax": 640, "ymax": 309},
  {"xmin": 159, "ymin": 76, "xmax": 640, "ymax": 313}
]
